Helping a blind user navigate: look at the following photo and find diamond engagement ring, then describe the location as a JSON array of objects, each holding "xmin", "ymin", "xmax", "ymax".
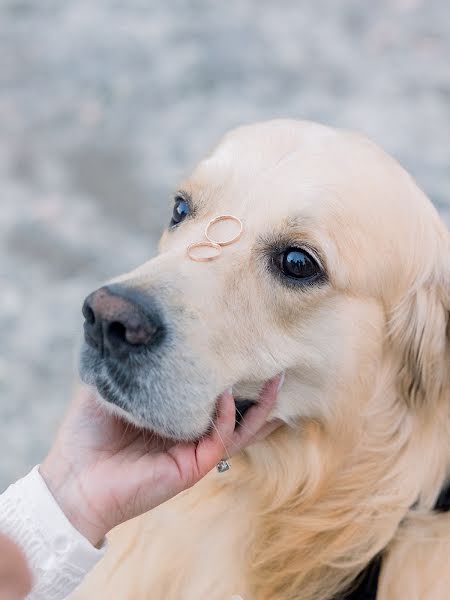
[{"xmin": 216, "ymin": 459, "xmax": 231, "ymax": 473}]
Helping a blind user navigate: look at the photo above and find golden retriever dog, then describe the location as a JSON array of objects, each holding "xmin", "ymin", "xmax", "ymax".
[{"xmin": 73, "ymin": 120, "xmax": 449, "ymax": 600}]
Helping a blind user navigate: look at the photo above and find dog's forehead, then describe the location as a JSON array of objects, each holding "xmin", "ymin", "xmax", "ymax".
[
  {"xmin": 199, "ymin": 120, "xmax": 339, "ymax": 180},
  {"xmin": 192, "ymin": 121, "xmax": 394, "ymax": 227},
  {"xmin": 191, "ymin": 120, "xmax": 431, "ymax": 232}
]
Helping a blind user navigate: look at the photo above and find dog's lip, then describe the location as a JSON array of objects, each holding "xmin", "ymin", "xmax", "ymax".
[
  {"xmin": 91, "ymin": 374, "xmax": 256, "ymax": 437},
  {"xmin": 92, "ymin": 383, "xmax": 254, "ymax": 439}
]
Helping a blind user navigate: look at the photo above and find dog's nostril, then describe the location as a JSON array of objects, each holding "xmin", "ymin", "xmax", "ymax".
[
  {"xmin": 107, "ymin": 321, "xmax": 127, "ymax": 345},
  {"xmin": 83, "ymin": 303, "xmax": 96, "ymax": 325},
  {"xmin": 106, "ymin": 320, "xmax": 155, "ymax": 347}
]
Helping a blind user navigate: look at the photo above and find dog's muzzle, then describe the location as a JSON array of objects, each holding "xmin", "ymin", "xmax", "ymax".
[{"xmin": 80, "ymin": 284, "xmax": 256, "ymax": 432}]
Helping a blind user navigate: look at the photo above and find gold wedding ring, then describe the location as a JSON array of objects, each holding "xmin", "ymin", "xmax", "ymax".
[
  {"xmin": 187, "ymin": 241, "xmax": 222, "ymax": 262},
  {"xmin": 205, "ymin": 215, "xmax": 243, "ymax": 247}
]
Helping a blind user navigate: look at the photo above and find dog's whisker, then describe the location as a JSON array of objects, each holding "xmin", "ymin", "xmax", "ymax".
[
  {"xmin": 234, "ymin": 408, "xmax": 254, "ymax": 436},
  {"xmin": 198, "ymin": 404, "xmax": 231, "ymax": 461}
]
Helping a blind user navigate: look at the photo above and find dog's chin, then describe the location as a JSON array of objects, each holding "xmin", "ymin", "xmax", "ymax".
[
  {"xmin": 91, "ymin": 383, "xmax": 200, "ymax": 442},
  {"xmin": 90, "ymin": 382, "xmax": 255, "ymax": 440},
  {"xmin": 80, "ymin": 342, "xmax": 259, "ymax": 439},
  {"xmin": 79, "ymin": 343, "xmax": 223, "ymax": 441}
]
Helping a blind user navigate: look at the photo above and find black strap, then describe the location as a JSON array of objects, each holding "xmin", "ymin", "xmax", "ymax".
[
  {"xmin": 337, "ymin": 482, "xmax": 450, "ymax": 600},
  {"xmin": 336, "ymin": 554, "xmax": 382, "ymax": 600},
  {"xmin": 434, "ymin": 484, "xmax": 450, "ymax": 512}
]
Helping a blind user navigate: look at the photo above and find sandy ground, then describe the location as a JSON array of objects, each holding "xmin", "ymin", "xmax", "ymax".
[{"xmin": 1, "ymin": 0, "xmax": 449, "ymax": 489}]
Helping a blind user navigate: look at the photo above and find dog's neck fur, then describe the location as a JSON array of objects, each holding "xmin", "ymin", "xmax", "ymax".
[{"xmin": 243, "ymin": 361, "xmax": 449, "ymax": 600}]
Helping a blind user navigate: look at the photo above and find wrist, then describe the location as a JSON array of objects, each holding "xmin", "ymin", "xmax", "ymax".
[{"xmin": 39, "ymin": 456, "xmax": 107, "ymax": 548}]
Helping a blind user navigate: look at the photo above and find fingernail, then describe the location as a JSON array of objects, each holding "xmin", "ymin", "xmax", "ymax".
[
  {"xmin": 276, "ymin": 372, "xmax": 285, "ymax": 392},
  {"xmin": 225, "ymin": 387, "xmax": 233, "ymax": 396}
]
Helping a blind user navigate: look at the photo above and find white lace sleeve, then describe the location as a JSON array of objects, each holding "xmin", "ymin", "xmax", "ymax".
[{"xmin": 0, "ymin": 466, "xmax": 107, "ymax": 600}]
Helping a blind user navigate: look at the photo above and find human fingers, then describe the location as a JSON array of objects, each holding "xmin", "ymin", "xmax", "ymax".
[{"xmin": 192, "ymin": 387, "xmax": 236, "ymax": 477}]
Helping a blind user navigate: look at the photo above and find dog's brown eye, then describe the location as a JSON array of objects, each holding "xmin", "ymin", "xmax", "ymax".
[
  {"xmin": 279, "ymin": 248, "xmax": 321, "ymax": 281},
  {"xmin": 170, "ymin": 196, "xmax": 190, "ymax": 227}
]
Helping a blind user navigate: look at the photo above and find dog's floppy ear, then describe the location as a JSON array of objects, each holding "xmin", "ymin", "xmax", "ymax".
[{"xmin": 388, "ymin": 253, "xmax": 449, "ymax": 408}]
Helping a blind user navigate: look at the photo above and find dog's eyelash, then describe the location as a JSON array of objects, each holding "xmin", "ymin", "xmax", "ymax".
[
  {"xmin": 169, "ymin": 189, "xmax": 191, "ymax": 206},
  {"xmin": 168, "ymin": 191, "xmax": 195, "ymax": 229},
  {"xmin": 260, "ymin": 236, "xmax": 326, "ymax": 265}
]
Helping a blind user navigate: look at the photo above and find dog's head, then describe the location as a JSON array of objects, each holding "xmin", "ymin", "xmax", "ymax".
[{"xmin": 79, "ymin": 120, "xmax": 449, "ymax": 441}]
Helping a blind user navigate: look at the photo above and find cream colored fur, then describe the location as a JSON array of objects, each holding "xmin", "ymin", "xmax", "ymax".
[{"xmin": 72, "ymin": 120, "xmax": 449, "ymax": 600}]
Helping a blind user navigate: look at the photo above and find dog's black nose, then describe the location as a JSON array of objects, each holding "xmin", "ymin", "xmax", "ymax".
[{"xmin": 82, "ymin": 285, "xmax": 164, "ymax": 358}]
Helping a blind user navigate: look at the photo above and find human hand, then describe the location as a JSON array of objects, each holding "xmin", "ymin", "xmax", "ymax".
[
  {"xmin": 40, "ymin": 376, "xmax": 283, "ymax": 547},
  {"xmin": 0, "ymin": 533, "xmax": 31, "ymax": 600}
]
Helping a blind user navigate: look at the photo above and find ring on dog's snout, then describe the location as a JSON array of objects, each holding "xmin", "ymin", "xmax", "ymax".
[
  {"xmin": 216, "ymin": 459, "xmax": 231, "ymax": 473},
  {"xmin": 187, "ymin": 241, "xmax": 222, "ymax": 262},
  {"xmin": 205, "ymin": 215, "xmax": 243, "ymax": 247}
]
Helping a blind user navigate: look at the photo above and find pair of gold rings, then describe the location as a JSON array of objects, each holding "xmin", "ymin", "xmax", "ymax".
[{"xmin": 187, "ymin": 214, "xmax": 243, "ymax": 262}]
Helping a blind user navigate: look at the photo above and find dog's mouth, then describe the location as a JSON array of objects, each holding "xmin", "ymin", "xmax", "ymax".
[
  {"xmin": 234, "ymin": 398, "xmax": 255, "ymax": 424},
  {"xmin": 95, "ymin": 380, "xmax": 254, "ymax": 429},
  {"xmin": 81, "ymin": 335, "xmax": 258, "ymax": 438}
]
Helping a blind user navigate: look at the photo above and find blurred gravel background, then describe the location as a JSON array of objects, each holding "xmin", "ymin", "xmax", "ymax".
[{"xmin": 1, "ymin": 0, "xmax": 449, "ymax": 489}]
